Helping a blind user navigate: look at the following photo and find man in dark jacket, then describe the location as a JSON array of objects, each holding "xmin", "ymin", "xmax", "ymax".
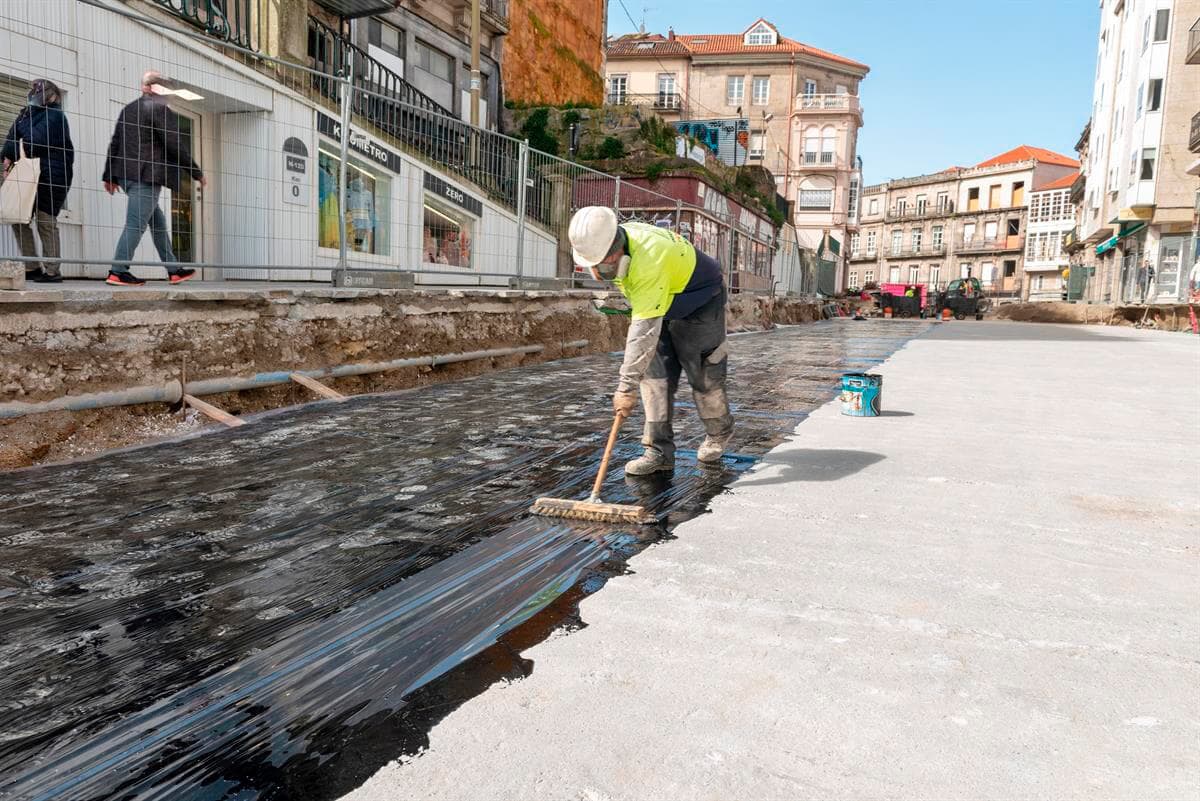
[
  {"xmin": 102, "ymin": 71, "xmax": 204, "ymax": 286},
  {"xmin": 1, "ymin": 79, "xmax": 74, "ymax": 283}
]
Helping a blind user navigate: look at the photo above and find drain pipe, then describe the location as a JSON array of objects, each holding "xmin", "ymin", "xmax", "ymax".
[{"xmin": 0, "ymin": 343, "xmax": 585, "ymax": 421}]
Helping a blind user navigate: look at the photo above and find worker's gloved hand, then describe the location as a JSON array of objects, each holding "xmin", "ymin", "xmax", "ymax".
[{"xmin": 612, "ymin": 390, "xmax": 638, "ymax": 417}]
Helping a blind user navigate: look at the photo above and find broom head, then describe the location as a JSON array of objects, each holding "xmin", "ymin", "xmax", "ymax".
[{"xmin": 530, "ymin": 496, "xmax": 656, "ymax": 525}]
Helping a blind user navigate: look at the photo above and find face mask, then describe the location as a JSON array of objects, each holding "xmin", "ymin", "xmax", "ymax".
[{"xmin": 591, "ymin": 255, "xmax": 630, "ymax": 283}]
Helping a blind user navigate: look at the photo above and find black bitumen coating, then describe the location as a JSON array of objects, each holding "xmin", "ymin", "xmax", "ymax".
[{"xmin": 0, "ymin": 319, "xmax": 928, "ymax": 801}]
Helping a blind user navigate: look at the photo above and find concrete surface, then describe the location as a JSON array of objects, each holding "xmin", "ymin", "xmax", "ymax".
[{"xmin": 343, "ymin": 321, "xmax": 1200, "ymax": 801}]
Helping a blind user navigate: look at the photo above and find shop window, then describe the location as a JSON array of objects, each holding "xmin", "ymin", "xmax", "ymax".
[
  {"xmin": 423, "ymin": 199, "xmax": 474, "ymax": 268},
  {"xmin": 318, "ymin": 149, "xmax": 391, "ymax": 255}
]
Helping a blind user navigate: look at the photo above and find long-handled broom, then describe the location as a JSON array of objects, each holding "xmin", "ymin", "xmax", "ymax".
[{"xmin": 530, "ymin": 412, "xmax": 657, "ymax": 525}]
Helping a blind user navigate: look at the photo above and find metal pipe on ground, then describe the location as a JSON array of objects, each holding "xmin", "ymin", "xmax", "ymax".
[{"xmin": 0, "ymin": 344, "xmax": 577, "ymax": 420}]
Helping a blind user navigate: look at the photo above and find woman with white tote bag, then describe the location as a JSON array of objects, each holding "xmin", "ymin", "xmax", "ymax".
[{"xmin": 0, "ymin": 79, "xmax": 75, "ymax": 283}]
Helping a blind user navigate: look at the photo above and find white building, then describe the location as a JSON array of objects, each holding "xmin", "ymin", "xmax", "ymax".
[
  {"xmin": 0, "ymin": 0, "xmax": 558, "ymax": 286},
  {"xmin": 1078, "ymin": 0, "xmax": 1200, "ymax": 302},
  {"xmin": 1024, "ymin": 173, "xmax": 1079, "ymax": 300}
]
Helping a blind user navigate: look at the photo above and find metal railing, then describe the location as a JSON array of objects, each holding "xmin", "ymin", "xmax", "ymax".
[
  {"xmin": 957, "ymin": 236, "xmax": 1025, "ymax": 254},
  {"xmin": 1188, "ymin": 18, "xmax": 1200, "ymax": 65},
  {"xmin": 1190, "ymin": 109, "xmax": 1200, "ymax": 153},
  {"xmin": 887, "ymin": 200, "xmax": 954, "ymax": 220},
  {"xmin": 606, "ymin": 92, "xmax": 684, "ymax": 111},
  {"xmin": 801, "ymin": 152, "xmax": 838, "ymax": 166},
  {"xmin": 150, "ymin": 0, "xmax": 260, "ymax": 50}
]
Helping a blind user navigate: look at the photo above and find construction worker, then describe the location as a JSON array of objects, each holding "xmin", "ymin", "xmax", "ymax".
[{"xmin": 568, "ymin": 206, "xmax": 733, "ymax": 475}]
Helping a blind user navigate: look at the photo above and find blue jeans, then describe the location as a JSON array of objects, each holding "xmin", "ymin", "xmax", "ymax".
[{"xmin": 113, "ymin": 180, "xmax": 175, "ymax": 269}]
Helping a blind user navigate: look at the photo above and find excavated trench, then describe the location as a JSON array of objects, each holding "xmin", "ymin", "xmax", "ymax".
[{"xmin": 0, "ymin": 319, "xmax": 929, "ymax": 801}]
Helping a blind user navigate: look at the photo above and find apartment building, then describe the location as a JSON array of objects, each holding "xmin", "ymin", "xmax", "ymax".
[
  {"xmin": 1025, "ymin": 173, "xmax": 1080, "ymax": 300},
  {"xmin": 1077, "ymin": 0, "xmax": 1200, "ymax": 303},
  {"xmin": 847, "ymin": 146, "xmax": 1079, "ymax": 297},
  {"xmin": 605, "ymin": 20, "xmax": 869, "ymax": 286}
]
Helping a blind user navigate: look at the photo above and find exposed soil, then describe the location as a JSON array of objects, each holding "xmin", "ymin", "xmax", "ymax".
[{"xmin": 994, "ymin": 301, "xmax": 1198, "ymax": 332}]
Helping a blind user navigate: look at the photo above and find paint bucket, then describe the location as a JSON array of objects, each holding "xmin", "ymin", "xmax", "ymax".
[
  {"xmin": 840, "ymin": 373, "xmax": 882, "ymax": 417},
  {"xmin": 883, "ymin": 307, "xmax": 893, "ymax": 319},
  {"xmin": 941, "ymin": 308, "xmax": 952, "ymax": 320}
]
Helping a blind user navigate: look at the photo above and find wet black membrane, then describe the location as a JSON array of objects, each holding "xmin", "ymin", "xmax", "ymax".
[{"xmin": 0, "ymin": 319, "xmax": 929, "ymax": 800}]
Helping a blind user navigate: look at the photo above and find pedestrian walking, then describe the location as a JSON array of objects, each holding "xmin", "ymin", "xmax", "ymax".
[
  {"xmin": 568, "ymin": 206, "xmax": 733, "ymax": 475},
  {"xmin": 1, "ymin": 79, "xmax": 74, "ymax": 283},
  {"xmin": 101, "ymin": 71, "xmax": 203, "ymax": 286}
]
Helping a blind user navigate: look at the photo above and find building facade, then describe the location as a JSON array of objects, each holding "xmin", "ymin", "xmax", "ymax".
[
  {"xmin": 847, "ymin": 146, "xmax": 1079, "ymax": 298},
  {"xmin": 1077, "ymin": 0, "xmax": 1200, "ymax": 303},
  {"xmin": 605, "ymin": 19, "xmax": 869, "ymax": 289},
  {"xmin": 1024, "ymin": 174, "xmax": 1080, "ymax": 301}
]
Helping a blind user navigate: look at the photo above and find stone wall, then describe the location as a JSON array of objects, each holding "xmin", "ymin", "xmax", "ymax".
[{"xmin": 503, "ymin": 0, "xmax": 605, "ymax": 107}]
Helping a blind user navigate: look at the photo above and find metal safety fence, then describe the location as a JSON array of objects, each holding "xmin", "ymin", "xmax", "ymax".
[{"xmin": 0, "ymin": 0, "xmax": 815, "ymax": 296}]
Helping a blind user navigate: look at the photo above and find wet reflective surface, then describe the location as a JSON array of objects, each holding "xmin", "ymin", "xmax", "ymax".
[{"xmin": 0, "ymin": 320, "xmax": 929, "ymax": 800}]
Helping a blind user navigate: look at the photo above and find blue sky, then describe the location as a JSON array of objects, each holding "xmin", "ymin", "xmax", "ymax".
[{"xmin": 609, "ymin": 0, "xmax": 1099, "ymax": 185}]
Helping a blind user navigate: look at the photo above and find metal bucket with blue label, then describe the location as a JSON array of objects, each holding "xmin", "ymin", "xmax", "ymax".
[{"xmin": 840, "ymin": 373, "xmax": 882, "ymax": 417}]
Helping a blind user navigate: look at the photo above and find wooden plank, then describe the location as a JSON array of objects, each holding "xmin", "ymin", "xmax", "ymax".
[
  {"xmin": 183, "ymin": 394, "xmax": 245, "ymax": 428},
  {"xmin": 289, "ymin": 372, "xmax": 347, "ymax": 401}
]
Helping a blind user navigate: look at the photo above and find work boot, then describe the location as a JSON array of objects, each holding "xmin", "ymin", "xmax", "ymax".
[
  {"xmin": 696, "ymin": 433, "xmax": 733, "ymax": 464},
  {"xmin": 624, "ymin": 448, "xmax": 674, "ymax": 476}
]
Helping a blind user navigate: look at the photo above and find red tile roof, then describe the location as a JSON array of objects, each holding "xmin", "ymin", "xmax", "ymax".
[
  {"xmin": 606, "ymin": 20, "xmax": 868, "ymax": 71},
  {"xmin": 606, "ymin": 33, "xmax": 692, "ymax": 58},
  {"xmin": 1034, "ymin": 172, "xmax": 1080, "ymax": 191},
  {"xmin": 976, "ymin": 145, "xmax": 1080, "ymax": 169}
]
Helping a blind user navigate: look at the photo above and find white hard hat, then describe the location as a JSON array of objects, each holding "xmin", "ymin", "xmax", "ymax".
[{"xmin": 569, "ymin": 206, "xmax": 618, "ymax": 267}]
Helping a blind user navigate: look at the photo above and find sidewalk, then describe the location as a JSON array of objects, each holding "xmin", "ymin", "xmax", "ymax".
[{"xmin": 345, "ymin": 322, "xmax": 1200, "ymax": 801}]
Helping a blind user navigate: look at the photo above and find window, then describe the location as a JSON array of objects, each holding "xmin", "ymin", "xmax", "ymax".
[
  {"xmin": 984, "ymin": 220, "xmax": 998, "ymax": 240},
  {"xmin": 911, "ymin": 228, "xmax": 923, "ymax": 252},
  {"xmin": 968, "ymin": 187, "xmax": 980, "ymax": 211},
  {"xmin": 896, "ymin": 198, "xmax": 907, "ymax": 216},
  {"xmin": 803, "ymin": 129, "xmax": 819, "ymax": 163},
  {"xmin": 1130, "ymin": 149, "xmax": 1138, "ymax": 181},
  {"xmin": 803, "ymin": 78, "xmax": 817, "ymax": 97},
  {"xmin": 909, "ymin": 265, "xmax": 920, "ymax": 283},
  {"xmin": 1033, "ymin": 275, "xmax": 1044, "ymax": 292},
  {"xmin": 369, "ymin": 19, "xmax": 405, "ymax": 59},
  {"xmin": 936, "ymin": 192, "xmax": 949, "ymax": 212},
  {"xmin": 1003, "ymin": 260, "xmax": 1017, "ymax": 277},
  {"xmin": 1153, "ymin": 8, "xmax": 1169, "ymax": 41},
  {"xmin": 414, "ymin": 39, "xmax": 454, "ymax": 108},
  {"xmin": 749, "ymin": 132, "xmax": 765, "ymax": 159},
  {"xmin": 1143, "ymin": 15, "xmax": 1151, "ymax": 50},
  {"xmin": 931, "ymin": 225, "xmax": 944, "ymax": 249},
  {"xmin": 963, "ymin": 222, "xmax": 976, "ymax": 242},
  {"xmin": 798, "ymin": 189, "xmax": 833, "ymax": 209},
  {"xmin": 746, "ymin": 22, "xmax": 776, "ymax": 46},
  {"xmin": 930, "ymin": 265, "xmax": 941, "ymax": 287},
  {"xmin": 318, "ymin": 148, "xmax": 391, "ymax": 256},
  {"xmin": 820, "ymin": 128, "xmax": 835, "ymax": 163},
  {"xmin": 423, "ymin": 200, "xmax": 474, "ymax": 268},
  {"xmin": 850, "ymin": 232, "xmax": 860, "ymax": 255},
  {"xmin": 1147, "ymin": 78, "xmax": 1163, "ymax": 111},
  {"xmin": 848, "ymin": 178, "xmax": 860, "ymax": 222},
  {"xmin": 864, "ymin": 269, "xmax": 875, "ymax": 285},
  {"xmin": 727, "ymin": 75, "xmax": 744, "ymax": 105},
  {"xmin": 608, "ymin": 74, "xmax": 628, "ymax": 104},
  {"xmin": 891, "ymin": 229, "xmax": 903, "ymax": 255},
  {"xmin": 869, "ymin": 198, "xmax": 879, "ymax": 216},
  {"xmin": 1012, "ymin": 181, "xmax": 1025, "ymax": 206},
  {"xmin": 889, "ymin": 265, "xmax": 901, "ymax": 283},
  {"xmin": 1140, "ymin": 147, "xmax": 1156, "ymax": 180},
  {"xmin": 916, "ymin": 194, "xmax": 927, "ymax": 215},
  {"xmin": 1136, "ymin": 83, "xmax": 1144, "ymax": 118},
  {"xmin": 848, "ymin": 270, "xmax": 859, "ymax": 288},
  {"xmin": 752, "ymin": 76, "xmax": 770, "ymax": 106},
  {"xmin": 1006, "ymin": 218, "xmax": 1020, "ymax": 236},
  {"xmin": 988, "ymin": 184, "xmax": 1001, "ymax": 209},
  {"xmin": 981, "ymin": 261, "xmax": 995, "ymax": 286},
  {"xmin": 866, "ymin": 230, "xmax": 877, "ymax": 253},
  {"xmin": 657, "ymin": 73, "xmax": 677, "ymax": 107}
]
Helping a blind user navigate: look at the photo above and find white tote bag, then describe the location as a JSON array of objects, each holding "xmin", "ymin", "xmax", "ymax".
[{"xmin": 0, "ymin": 140, "xmax": 40, "ymax": 225}]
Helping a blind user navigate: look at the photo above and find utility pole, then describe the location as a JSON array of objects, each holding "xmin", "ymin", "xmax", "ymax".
[{"xmin": 470, "ymin": 0, "xmax": 481, "ymax": 128}]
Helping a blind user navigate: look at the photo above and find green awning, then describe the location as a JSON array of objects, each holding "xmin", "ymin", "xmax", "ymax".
[{"xmin": 1094, "ymin": 222, "xmax": 1146, "ymax": 254}]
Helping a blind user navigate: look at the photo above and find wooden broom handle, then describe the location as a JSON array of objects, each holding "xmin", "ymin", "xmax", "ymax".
[{"xmin": 590, "ymin": 412, "xmax": 627, "ymax": 501}]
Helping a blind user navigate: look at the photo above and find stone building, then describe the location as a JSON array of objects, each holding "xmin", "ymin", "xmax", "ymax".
[
  {"xmin": 847, "ymin": 146, "xmax": 1079, "ymax": 298},
  {"xmin": 605, "ymin": 19, "xmax": 869, "ymax": 288},
  {"xmin": 1077, "ymin": 0, "xmax": 1200, "ymax": 303},
  {"xmin": 503, "ymin": 0, "xmax": 607, "ymax": 106}
]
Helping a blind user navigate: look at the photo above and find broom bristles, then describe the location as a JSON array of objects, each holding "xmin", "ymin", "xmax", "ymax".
[{"xmin": 530, "ymin": 496, "xmax": 655, "ymax": 525}]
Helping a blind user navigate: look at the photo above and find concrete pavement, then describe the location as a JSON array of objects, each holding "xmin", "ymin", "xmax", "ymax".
[{"xmin": 344, "ymin": 321, "xmax": 1200, "ymax": 801}]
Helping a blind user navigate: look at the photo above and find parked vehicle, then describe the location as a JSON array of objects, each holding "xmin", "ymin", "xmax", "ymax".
[
  {"xmin": 936, "ymin": 277, "xmax": 989, "ymax": 320},
  {"xmin": 878, "ymin": 282, "xmax": 927, "ymax": 318}
]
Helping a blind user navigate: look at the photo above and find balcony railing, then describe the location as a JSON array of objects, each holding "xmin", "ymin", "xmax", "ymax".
[
  {"xmin": 607, "ymin": 92, "xmax": 684, "ymax": 111},
  {"xmin": 1188, "ymin": 18, "xmax": 1200, "ymax": 65},
  {"xmin": 1190, "ymin": 109, "xmax": 1200, "ymax": 153},
  {"xmin": 795, "ymin": 93, "xmax": 860, "ymax": 113},
  {"xmin": 801, "ymin": 152, "xmax": 839, "ymax": 168},
  {"xmin": 152, "ymin": 0, "xmax": 260, "ymax": 50},
  {"xmin": 957, "ymin": 236, "xmax": 1025, "ymax": 254},
  {"xmin": 887, "ymin": 201, "xmax": 954, "ymax": 220}
]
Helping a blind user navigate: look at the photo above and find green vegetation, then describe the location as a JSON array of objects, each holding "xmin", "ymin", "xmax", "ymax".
[
  {"xmin": 598, "ymin": 136, "xmax": 625, "ymax": 160},
  {"xmin": 519, "ymin": 108, "xmax": 559, "ymax": 156},
  {"xmin": 638, "ymin": 116, "xmax": 677, "ymax": 156}
]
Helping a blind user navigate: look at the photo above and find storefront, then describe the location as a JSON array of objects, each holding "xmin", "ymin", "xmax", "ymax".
[
  {"xmin": 316, "ymin": 113, "xmax": 398, "ymax": 259},
  {"xmin": 421, "ymin": 173, "xmax": 481, "ymax": 269}
]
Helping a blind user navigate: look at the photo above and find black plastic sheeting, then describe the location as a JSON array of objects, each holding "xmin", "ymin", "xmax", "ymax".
[{"xmin": 0, "ymin": 320, "xmax": 928, "ymax": 800}]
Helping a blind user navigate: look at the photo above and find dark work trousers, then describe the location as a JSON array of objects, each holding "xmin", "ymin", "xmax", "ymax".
[{"xmin": 639, "ymin": 287, "xmax": 733, "ymax": 464}]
